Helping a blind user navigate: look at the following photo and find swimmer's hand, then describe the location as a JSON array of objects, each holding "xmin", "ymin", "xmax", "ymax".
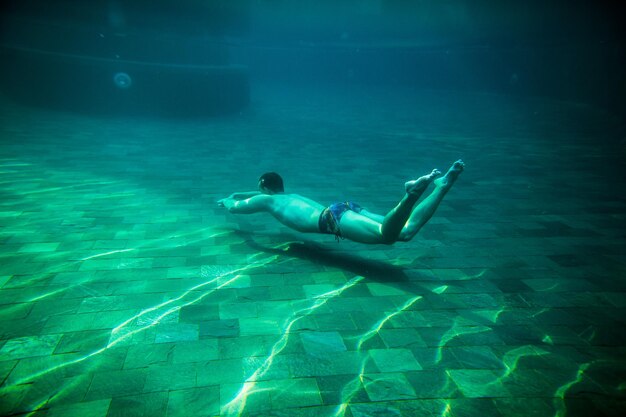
[
  {"xmin": 217, "ymin": 197, "xmax": 236, "ymax": 211},
  {"xmin": 218, "ymin": 192, "xmax": 260, "ymax": 208},
  {"xmin": 217, "ymin": 195, "xmax": 234, "ymax": 207}
]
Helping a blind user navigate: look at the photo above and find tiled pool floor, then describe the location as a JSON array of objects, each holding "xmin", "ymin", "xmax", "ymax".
[{"xmin": 0, "ymin": 85, "xmax": 625, "ymax": 416}]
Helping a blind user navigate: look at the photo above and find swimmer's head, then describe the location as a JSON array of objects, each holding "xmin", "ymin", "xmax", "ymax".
[{"xmin": 258, "ymin": 172, "xmax": 284, "ymax": 194}]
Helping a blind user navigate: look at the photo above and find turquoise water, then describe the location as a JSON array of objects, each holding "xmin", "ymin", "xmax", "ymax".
[{"xmin": 0, "ymin": 2, "xmax": 625, "ymax": 417}]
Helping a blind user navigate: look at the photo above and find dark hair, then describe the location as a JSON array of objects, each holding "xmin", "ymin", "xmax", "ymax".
[{"xmin": 259, "ymin": 172, "xmax": 284, "ymax": 193}]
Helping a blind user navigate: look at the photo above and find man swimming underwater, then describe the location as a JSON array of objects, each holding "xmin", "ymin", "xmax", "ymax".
[{"xmin": 218, "ymin": 160, "xmax": 464, "ymax": 244}]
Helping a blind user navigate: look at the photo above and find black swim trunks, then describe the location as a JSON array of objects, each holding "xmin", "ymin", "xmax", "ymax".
[{"xmin": 318, "ymin": 201, "xmax": 363, "ymax": 239}]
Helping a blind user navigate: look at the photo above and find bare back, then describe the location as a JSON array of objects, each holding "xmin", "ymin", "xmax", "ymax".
[{"xmin": 266, "ymin": 193, "xmax": 325, "ymax": 233}]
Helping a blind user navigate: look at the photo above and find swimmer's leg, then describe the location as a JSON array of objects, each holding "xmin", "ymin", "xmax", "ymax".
[
  {"xmin": 398, "ymin": 160, "xmax": 465, "ymax": 242},
  {"xmin": 339, "ymin": 169, "xmax": 439, "ymax": 244},
  {"xmin": 360, "ymin": 168, "xmax": 442, "ymax": 224},
  {"xmin": 380, "ymin": 169, "xmax": 441, "ymax": 242},
  {"xmin": 358, "ymin": 209, "xmax": 384, "ymax": 223}
]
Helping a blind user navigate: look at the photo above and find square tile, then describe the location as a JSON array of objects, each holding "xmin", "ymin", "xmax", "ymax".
[
  {"xmin": 154, "ymin": 324, "xmax": 199, "ymax": 344},
  {"xmin": 18, "ymin": 242, "xmax": 60, "ymax": 253},
  {"xmin": 361, "ymin": 373, "xmax": 417, "ymax": 401},
  {"xmin": 446, "ymin": 369, "xmax": 511, "ymax": 397},
  {"xmin": 300, "ymin": 331, "xmax": 347, "ymax": 358},
  {"xmin": 0, "ymin": 334, "xmax": 62, "ymax": 360},
  {"xmin": 172, "ymin": 339, "xmax": 219, "ymax": 363},
  {"xmin": 369, "ymin": 348, "xmax": 422, "ymax": 372},
  {"xmin": 84, "ymin": 369, "xmax": 147, "ymax": 400},
  {"xmin": 0, "ymin": 83, "xmax": 625, "ymax": 417}
]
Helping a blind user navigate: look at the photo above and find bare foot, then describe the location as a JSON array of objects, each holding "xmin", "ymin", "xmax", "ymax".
[
  {"xmin": 434, "ymin": 159, "xmax": 465, "ymax": 188},
  {"xmin": 405, "ymin": 169, "xmax": 441, "ymax": 195}
]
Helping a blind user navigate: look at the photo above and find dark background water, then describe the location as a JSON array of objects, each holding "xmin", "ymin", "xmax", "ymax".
[{"xmin": 0, "ymin": 0, "xmax": 624, "ymax": 120}]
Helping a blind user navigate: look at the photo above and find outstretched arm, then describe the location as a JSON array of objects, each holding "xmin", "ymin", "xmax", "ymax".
[
  {"xmin": 218, "ymin": 194, "xmax": 272, "ymax": 214},
  {"xmin": 228, "ymin": 191, "xmax": 261, "ymax": 200}
]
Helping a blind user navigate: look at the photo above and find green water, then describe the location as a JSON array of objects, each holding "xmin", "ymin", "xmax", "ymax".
[{"xmin": 0, "ymin": 84, "xmax": 624, "ymax": 416}]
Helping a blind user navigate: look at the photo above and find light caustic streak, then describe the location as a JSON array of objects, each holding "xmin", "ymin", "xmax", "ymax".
[
  {"xmin": 333, "ymin": 359, "xmax": 370, "ymax": 417},
  {"xmin": 17, "ymin": 257, "xmax": 277, "ymax": 414},
  {"xmin": 469, "ymin": 307, "xmax": 508, "ymax": 325},
  {"xmin": 531, "ymin": 308, "xmax": 550, "ymax": 318},
  {"xmin": 435, "ymin": 319, "xmax": 491, "ymax": 364},
  {"xmin": 7, "ymin": 181, "xmax": 122, "ymax": 196},
  {"xmin": 356, "ymin": 296, "xmax": 423, "ymax": 351},
  {"xmin": 1, "ymin": 255, "xmax": 276, "ymax": 391},
  {"xmin": 577, "ymin": 325, "xmax": 596, "ymax": 343},
  {"xmin": 1, "ymin": 228, "xmax": 244, "ymax": 318},
  {"xmin": 467, "ymin": 269, "xmax": 488, "ymax": 280},
  {"xmin": 109, "ymin": 254, "xmax": 279, "ymax": 347},
  {"xmin": 439, "ymin": 372, "xmax": 457, "ymax": 397},
  {"xmin": 333, "ymin": 295, "xmax": 423, "ymax": 417},
  {"xmin": 24, "ymin": 371, "xmax": 93, "ymax": 417},
  {"xmin": 500, "ymin": 345, "xmax": 550, "ymax": 380},
  {"xmin": 80, "ymin": 248, "xmax": 135, "ymax": 261},
  {"xmin": 432, "ymin": 285, "xmax": 448, "ymax": 294},
  {"xmin": 553, "ymin": 362, "xmax": 592, "ymax": 417},
  {"xmin": 552, "ymin": 358, "xmax": 625, "ymax": 417},
  {"xmin": 428, "ymin": 269, "xmax": 489, "ymax": 281},
  {"xmin": 2, "ymin": 231, "xmax": 222, "ymax": 315},
  {"xmin": 28, "ymin": 287, "xmax": 69, "ymax": 302},
  {"xmin": 222, "ymin": 276, "xmax": 365, "ymax": 417},
  {"xmin": 0, "ymin": 173, "xmax": 121, "ymax": 195},
  {"xmin": 440, "ymin": 401, "xmax": 453, "ymax": 417},
  {"xmin": 489, "ymin": 307, "xmax": 507, "ymax": 323},
  {"xmin": 0, "ymin": 161, "xmax": 33, "ymax": 166},
  {"xmin": 469, "ymin": 345, "xmax": 551, "ymax": 392},
  {"xmin": 461, "ymin": 352, "xmax": 610, "ymax": 417},
  {"xmin": 10, "ymin": 229, "xmax": 229, "ymax": 306}
]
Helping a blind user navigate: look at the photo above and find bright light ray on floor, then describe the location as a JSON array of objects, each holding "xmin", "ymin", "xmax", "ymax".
[
  {"xmin": 222, "ymin": 275, "xmax": 364, "ymax": 417},
  {"xmin": 553, "ymin": 362, "xmax": 592, "ymax": 417},
  {"xmin": 467, "ymin": 307, "xmax": 508, "ymax": 325},
  {"xmin": 333, "ymin": 359, "xmax": 370, "ymax": 417},
  {"xmin": 79, "ymin": 248, "xmax": 135, "ymax": 261},
  {"xmin": 24, "ymin": 371, "xmax": 92, "ymax": 417},
  {"xmin": 0, "ymin": 255, "xmax": 277, "ymax": 392},
  {"xmin": 0, "ymin": 158, "xmax": 282, "ymax": 411},
  {"xmin": 435, "ymin": 319, "xmax": 491, "ymax": 363},
  {"xmin": 0, "ymin": 160, "xmax": 33, "ymax": 167},
  {"xmin": 447, "ymin": 348, "xmax": 538, "ymax": 415},
  {"xmin": 458, "ymin": 345, "xmax": 553, "ymax": 397},
  {"xmin": 334, "ymin": 295, "xmax": 423, "ymax": 417},
  {"xmin": 6, "ymin": 180, "xmax": 122, "ymax": 196},
  {"xmin": 109, "ymin": 254, "xmax": 278, "ymax": 346},
  {"xmin": 356, "ymin": 296, "xmax": 422, "ymax": 351},
  {"xmin": 432, "ymin": 285, "xmax": 448, "ymax": 294},
  {"xmin": 0, "ymin": 229, "xmax": 229, "ymax": 310},
  {"xmin": 500, "ymin": 345, "xmax": 550, "ymax": 379},
  {"xmin": 440, "ymin": 401, "xmax": 453, "ymax": 417},
  {"xmin": 531, "ymin": 308, "xmax": 549, "ymax": 318},
  {"xmin": 27, "ymin": 287, "xmax": 69, "ymax": 302}
]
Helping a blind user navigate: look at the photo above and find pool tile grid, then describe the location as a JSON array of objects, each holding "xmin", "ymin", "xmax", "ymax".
[{"xmin": 0, "ymin": 87, "xmax": 625, "ymax": 416}]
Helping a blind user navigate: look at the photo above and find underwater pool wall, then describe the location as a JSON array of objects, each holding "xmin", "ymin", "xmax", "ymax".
[{"xmin": 0, "ymin": 47, "xmax": 250, "ymax": 117}]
